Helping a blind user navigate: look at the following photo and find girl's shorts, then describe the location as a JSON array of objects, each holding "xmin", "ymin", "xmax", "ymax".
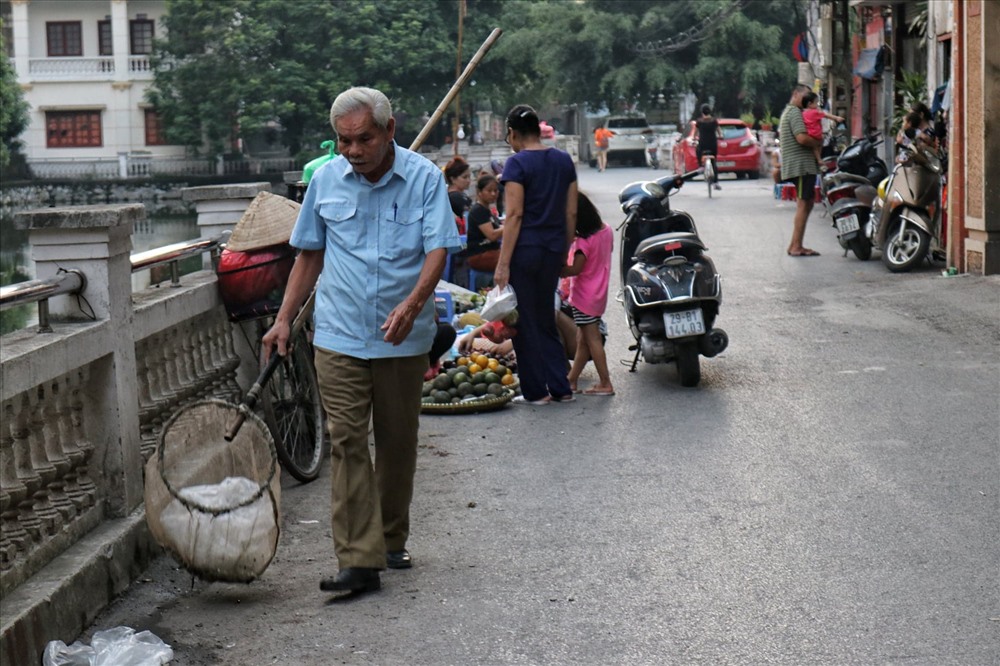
[{"xmin": 568, "ymin": 304, "xmax": 601, "ymax": 327}]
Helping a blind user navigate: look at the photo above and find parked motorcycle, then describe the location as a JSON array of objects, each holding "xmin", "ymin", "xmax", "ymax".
[
  {"xmin": 821, "ymin": 135, "xmax": 887, "ymax": 261},
  {"xmin": 866, "ymin": 129, "xmax": 944, "ymax": 272},
  {"xmin": 617, "ymin": 170, "xmax": 728, "ymax": 387}
]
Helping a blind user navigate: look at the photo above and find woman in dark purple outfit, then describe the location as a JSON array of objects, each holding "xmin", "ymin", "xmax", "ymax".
[{"xmin": 494, "ymin": 105, "xmax": 579, "ymax": 405}]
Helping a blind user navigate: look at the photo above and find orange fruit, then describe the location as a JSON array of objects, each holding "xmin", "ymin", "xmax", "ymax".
[
  {"xmin": 501, "ymin": 373, "xmax": 515, "ymax": 386},
  {"xmin": 457, "ymin": 357, "xmax": 469, "ymax": 366},
  {"xmin": 476, "ymin": 354, "xmax": 489, "ymax": 367},
  {"xmin": 467, "ymin": 363, "xmax": 482, "ymax": 375},
  {"xmin": 487, "ymin": 359, "xmax": 499, "ymax": 371}
]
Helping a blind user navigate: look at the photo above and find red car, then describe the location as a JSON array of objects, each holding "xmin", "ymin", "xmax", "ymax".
[{"xmin": 673, "ymin": 119, "xmax": 762, "ymax": 179}]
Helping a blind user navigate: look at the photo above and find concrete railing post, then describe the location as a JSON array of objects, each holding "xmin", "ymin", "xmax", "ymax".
[
  {"xmin": 13, "ymin": 204, "xmax": 146, "ymax": 515},
  {"xmin": 180, "ymin": 182, "xmax": 273, "ymax": 387},
  {"xmin": 182, "ymin": 182, "xmax": 272, "ymax": 269}
]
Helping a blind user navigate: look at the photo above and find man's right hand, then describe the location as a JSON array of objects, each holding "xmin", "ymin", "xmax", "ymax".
[{"xmin": 262, "ymin": 319, "xmax": 291, "ymax": 362}]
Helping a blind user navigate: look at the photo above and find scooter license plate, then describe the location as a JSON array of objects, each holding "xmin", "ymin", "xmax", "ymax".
[
  {"xmin": 664, "ymin": 309, "xmax": 705, "ymax": 339},
  {"xmin": 836, "ymin": 213, "xmax": 860, "ymax": 235}
]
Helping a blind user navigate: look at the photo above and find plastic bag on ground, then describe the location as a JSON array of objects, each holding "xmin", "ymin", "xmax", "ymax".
[
  {"xmin": 480, "ymin": 284, "xmax": 517, "ymax": 322},
  {"xmin": 43, "ymin": 626, "xmax": 173, "ymax": 665}
]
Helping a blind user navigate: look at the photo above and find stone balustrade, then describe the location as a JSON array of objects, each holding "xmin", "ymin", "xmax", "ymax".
[{"xmin": 0, "ymin": 183, "xmax": 273, "ymax": 664}]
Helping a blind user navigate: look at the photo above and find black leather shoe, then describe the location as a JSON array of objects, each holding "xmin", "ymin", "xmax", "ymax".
[
  {"xmin": 319, "ymin": 568, "xmax": 380, "ymax": 592},
  {"xmin": 386, "ymin": 549, "xmax": 412, "ymax": 569}
]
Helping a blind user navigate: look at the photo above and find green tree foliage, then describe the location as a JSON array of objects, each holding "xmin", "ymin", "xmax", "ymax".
[
  {"xmin": 683, "ymin": 0, "xmax": 800, "ymax": 118},
  {"xmin": 1, "ymin": 28, "xmax": 30, "ymax": 167},
  {"xmin": 151, "ymin": 0, "xmax": 465, "ymax": 156},
  {"xmin": 150, "ymin": 0, "xmax": 803, "ymax": 153}
]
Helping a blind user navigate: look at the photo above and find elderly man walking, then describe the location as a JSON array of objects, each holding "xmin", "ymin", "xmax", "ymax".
[
  {"xmin": 263, "ymin": 87, "xmax": 460, "ymax": 594},
  {"xmin": 779, "ymin": 84, "xmax": 823, "ymax": 257}
]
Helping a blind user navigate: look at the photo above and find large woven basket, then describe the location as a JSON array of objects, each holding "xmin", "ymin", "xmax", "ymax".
[
  {"xmin": 144, "ymin": 400, "xmax": 281, "ymax": 583},
  {"xmin": 421, "ymin": 388, "xmax": 515, "ymax": 415}
]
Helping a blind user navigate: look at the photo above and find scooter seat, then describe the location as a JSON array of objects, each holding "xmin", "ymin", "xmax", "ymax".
[
  {"xmin": 823, "ymin": 172, "xmax": 872, "ymax": 188},
  {"xmin": 830, "ymin": 198, "xmax": 867, "ymax": 215},
  {"xmin": 634, "ymin": 232, "xmax": 705, "ymax": 261}
]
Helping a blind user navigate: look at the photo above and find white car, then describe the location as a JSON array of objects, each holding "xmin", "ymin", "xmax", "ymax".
[{"xmin": 605, "ymin": 115, "xmax": 652, "ymax": 167}]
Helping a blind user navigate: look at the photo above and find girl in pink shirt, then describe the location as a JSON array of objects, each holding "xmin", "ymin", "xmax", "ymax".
[{"xmin": 561, "ymin": 193, "xmax": 615, "ymax": 396}]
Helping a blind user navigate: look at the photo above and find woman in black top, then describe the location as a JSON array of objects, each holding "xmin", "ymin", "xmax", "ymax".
[
  {"xmin": 444, "ymin": 156, "xmax": 472, "ymax": 222},
  {"xmin": 466, "ymin": 174, "xmax": 503, "ymax": 272}
]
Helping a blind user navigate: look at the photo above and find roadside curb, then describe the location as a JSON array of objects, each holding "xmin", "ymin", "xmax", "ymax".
[{"xmin": 0, "ymin": 509, "xmax": 160, "ymax": 666}]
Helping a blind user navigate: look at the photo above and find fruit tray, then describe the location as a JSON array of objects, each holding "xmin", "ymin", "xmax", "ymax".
[{"xmin": 421, "ymin": 388, "xmax": 515, "ymax": 415}]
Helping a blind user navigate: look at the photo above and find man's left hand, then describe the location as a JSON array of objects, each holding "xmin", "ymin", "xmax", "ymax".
[{"xmin": 381, "ymin": 300, "xmax": 420, "ymax": 345}]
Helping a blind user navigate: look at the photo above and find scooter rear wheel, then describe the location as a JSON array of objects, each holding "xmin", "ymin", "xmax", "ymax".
[
  {"xmin": 675, "ymin": 342, "xmax": 701, "ymax": 387},
  {"xmin": 848, "ymin": 234, "xmax": 873, "ymax": 261}
]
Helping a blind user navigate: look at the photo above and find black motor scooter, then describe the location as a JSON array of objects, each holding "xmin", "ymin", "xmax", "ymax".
[
  {"xmin": 821, "ymin": 134, "xmax": 887, "ymax": 261},
  {"xmin": 617, "ymin": 170, "xmax": 728, "ymax": 387}
]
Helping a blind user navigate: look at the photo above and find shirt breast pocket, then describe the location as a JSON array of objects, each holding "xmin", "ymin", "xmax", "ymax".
[
  {"xmin": 384, "ymin": 207, "xmax": 423, "ymax": 260},
  {"xmin": 318, "ymin": 202, "xmax": 362, "ymax": 247}
]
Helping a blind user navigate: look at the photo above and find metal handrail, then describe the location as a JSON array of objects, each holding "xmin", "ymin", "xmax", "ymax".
[
  {"xmin": 130, "ymin": 231, "xmax": 230, "ymax": 287},
  {"xmin": 0, "ymin": 270, "xmax": 86, "ymax": 333},
  {"xmin": 1, "ymin": 231, "xmax": 230, "ymax": 334}
]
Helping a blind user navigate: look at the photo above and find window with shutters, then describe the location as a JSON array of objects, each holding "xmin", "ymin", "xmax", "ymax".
[
  {"xmin": 46, "ymin": 111, "xmax": 103, "ymax": 148},
  {"xmin": 98, "ymin": 20, "xmax": 112, "ymax": 56},
  {"xmin": 47, "ymin": 22, "xmax": 83, "ymax": 57},
  {"xmin": 130, "ymin": 19, "xmax": 154, "ymax": 55}
]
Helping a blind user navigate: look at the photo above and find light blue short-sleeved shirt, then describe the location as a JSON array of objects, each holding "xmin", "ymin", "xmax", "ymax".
[{"xmin": 290, "ymin": 142, "xmax": 461, "ymax": 359}]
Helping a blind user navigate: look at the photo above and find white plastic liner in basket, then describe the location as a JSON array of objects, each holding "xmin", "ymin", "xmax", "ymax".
[{"xmin": 145, "ymin": 400, "xmax": 281, "ymax": 583}]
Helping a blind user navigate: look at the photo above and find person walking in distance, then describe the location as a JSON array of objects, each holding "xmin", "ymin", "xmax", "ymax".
[
  {"xmin": 779, "ymin": 84, "xmax": 822, "ymax": 256},
  {"xmin": 263, "ymin": 87, "xmax": 460, "ymax": 594},
  {"xmin": 696, "ymin": 104, "xmax": 721, "ymax": 190},
  {"xmin": 594, "ymin": 124, "xmax": 614, "ymax": 172}
]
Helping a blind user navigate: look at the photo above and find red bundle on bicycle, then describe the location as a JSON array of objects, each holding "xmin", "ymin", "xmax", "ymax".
[
  {"xmin": 217, "ymin": 191, "xmax": 301, "ymax": 321},
  {"xmin": 216, "ymin": 245, "xmax": 295, "ymax": 321}
]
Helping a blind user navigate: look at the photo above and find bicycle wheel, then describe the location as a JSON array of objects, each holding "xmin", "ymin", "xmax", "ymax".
[{"xmin": 260, "ymin": 328, "xmax": 326, "ymax": 482}]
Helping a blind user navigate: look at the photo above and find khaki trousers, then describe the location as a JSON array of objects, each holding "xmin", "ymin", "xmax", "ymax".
[{"xmin": 313, "ymin": 349, "xmax": 425, "ymax": 569}]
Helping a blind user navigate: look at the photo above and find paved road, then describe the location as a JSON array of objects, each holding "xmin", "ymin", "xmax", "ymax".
[{"xmin": 86, "ymin": 167, "xmax": 999, "ymax": 665}]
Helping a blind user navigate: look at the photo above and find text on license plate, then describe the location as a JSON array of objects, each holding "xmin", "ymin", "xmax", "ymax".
[
  {"xmin": 836, "ymin": 213, "xmax": 860, "ymax": 235},
  {"xmin": 664, "ymin": 309, "xmax": 706, "ymax": 339},
  {"xmin": 716, "ymin": 161, "xmax": 736, "ymax": 167}
]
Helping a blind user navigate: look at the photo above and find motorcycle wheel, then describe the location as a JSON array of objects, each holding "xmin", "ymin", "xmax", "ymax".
[
  {"xmin": 675, "ymin": 342, "xmax": 701, "ymax": 387},
  {"xmin": 881, "ymin": 219, "xmax": 929, "ymax": 273},
  {"xmin": 848, "ymin": 234, "xmax": 873, "ymax": 261}
]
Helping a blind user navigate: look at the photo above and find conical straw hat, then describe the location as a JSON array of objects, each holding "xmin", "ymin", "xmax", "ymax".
[{"xmin": 227, "ymin": 192, "xmax": 301, "ymax": 252}]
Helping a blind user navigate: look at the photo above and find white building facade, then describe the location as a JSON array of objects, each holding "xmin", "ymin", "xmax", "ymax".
[{"xmin": 3, "ymin": 0, "xmax": 184, "ymax": 165}]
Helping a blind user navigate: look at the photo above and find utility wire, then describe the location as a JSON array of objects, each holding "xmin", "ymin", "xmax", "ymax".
[{"xmin": 633, "ymin": 0, "xmax": 749, "ymax": 56}]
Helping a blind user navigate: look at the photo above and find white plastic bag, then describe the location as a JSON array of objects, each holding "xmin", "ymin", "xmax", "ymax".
[
  {"xmin": 480, "ymin": 284, "xmax": 518, "ymax": 322},
  {"xmin": 158, "ymin": 476, "xmax": 278, "ymax": 582},
  {"xmin": 43, "ymin": 626, "xmax": 173, "ymax": 666}
]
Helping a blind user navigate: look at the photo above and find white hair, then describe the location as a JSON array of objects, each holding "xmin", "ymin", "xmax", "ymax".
[{"xmin": 330, "ymin": 87, "xmax": 392, "ymax": 130}]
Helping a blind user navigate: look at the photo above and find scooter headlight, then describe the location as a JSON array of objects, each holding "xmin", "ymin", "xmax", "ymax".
[{"xmin": 877, "ymin": 178, "xmax": 889, "ymax": 201}]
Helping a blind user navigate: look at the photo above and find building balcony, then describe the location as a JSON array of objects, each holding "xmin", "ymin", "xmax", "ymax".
[{"xmin": 27, "ymin": 56, "xmax": 154, "ymax": 82}]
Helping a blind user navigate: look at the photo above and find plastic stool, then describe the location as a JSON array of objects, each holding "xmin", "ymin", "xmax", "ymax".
[
  {"xmin": 467, "ymin": 268, "xmax": 492, "ymax": 292},
  {"xmin": 443, "ymin": 234, "xmax": 467, "ymax": 283},
  {"xmin": 434, "ymin": 290, "xmax": 454, "ymax": 322}
]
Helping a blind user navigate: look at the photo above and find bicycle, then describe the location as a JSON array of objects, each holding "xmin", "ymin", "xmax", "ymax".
[
  {"xmin": 702, "ymin": 153, "xmax": 717, "ymax": 198},
  {"xmin": 218, "ymin": 246, "xmax": 327, "ymax": 483},
  {"xmin": 254, "ymin": 314, "xmax": 326, "ymax": 482}
]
